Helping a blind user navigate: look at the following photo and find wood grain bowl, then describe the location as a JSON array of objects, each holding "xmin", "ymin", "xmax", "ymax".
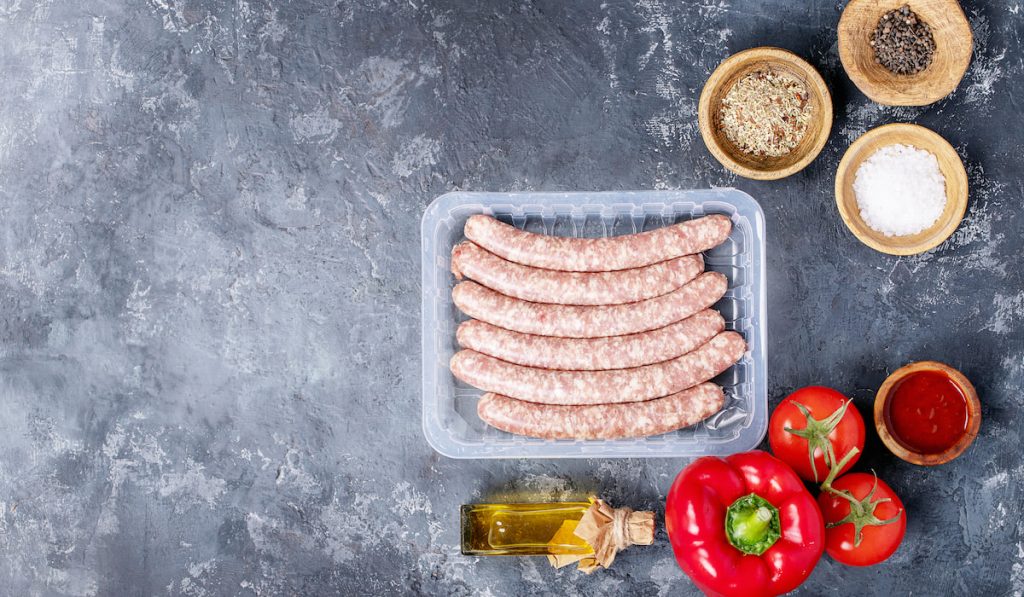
[
  {"xmin": 835, "ymin": 123, "xmax": 968, "ymax": 255},
  {"xmin": 838, "ymin": 0, "xmax": 973, "ymax": 106},
  {"xmin": 699, "ymin": 47, "xmax": 833, "ymax": 181},
  {"xmin": 874, "ymin": 360, "xmax": 981, "ymax": 466}
]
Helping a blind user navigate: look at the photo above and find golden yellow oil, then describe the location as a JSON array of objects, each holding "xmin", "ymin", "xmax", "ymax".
[{"xmin": 460, "ymin": 502, "xmax": 595, "ymax": 556}]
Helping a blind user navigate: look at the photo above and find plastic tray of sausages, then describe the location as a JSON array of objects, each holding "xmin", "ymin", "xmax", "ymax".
[{"xmin": 421, "ymin": 189, "xmax": 767, "ymax": 459}]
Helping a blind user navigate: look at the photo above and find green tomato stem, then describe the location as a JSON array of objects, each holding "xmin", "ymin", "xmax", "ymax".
[
  {"xmin": 822, "ymin": 446, "xmax": 861, "ymax": 493},
  {"xmin": 783, "ymin": 398, "xmax": 854, "ymax": 482}
]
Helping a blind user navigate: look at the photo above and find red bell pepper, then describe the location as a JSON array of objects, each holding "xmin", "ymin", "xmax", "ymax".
[{"xmin": 665, "ymin": 450, "xmax": 824, "ymax": 597}]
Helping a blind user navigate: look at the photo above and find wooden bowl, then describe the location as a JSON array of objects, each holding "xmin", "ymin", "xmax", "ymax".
[
  {"xmin": 699, "ymin": 47, "xmax": 832, "ymax": 180},
  {"xmin": 874, "ymin": 361, "xmax": 981, "ymax": 466},
  {"xmin": 835, "ymin": 123, "xmax": 968, "ymax": 255},
  {"xmin": 839, "ymin": 0, "xmax": 973, "ymax": 106}
]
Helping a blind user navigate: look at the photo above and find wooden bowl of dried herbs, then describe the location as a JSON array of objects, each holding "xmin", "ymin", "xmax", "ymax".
[
  {"xmin": 699, "ymin": 47, "xmax": 833, "ymax": 181},
  {"xmin": 839, "ymin": 0, "xmax": 973, "ymax": 106}
]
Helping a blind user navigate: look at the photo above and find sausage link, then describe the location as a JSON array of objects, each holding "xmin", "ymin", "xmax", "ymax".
[
  {"xmin": 464, "ymin": 214, "xmax": 732, "ymax": 272},
  {"xmin": 450, "ymin": 331, "xmax": 746, "ymax": 405},
  {"xmin": 477, "ymin": 383, "xmax": 726, "ymax": 440},
  {"xmin": 451, "ymin": 242, "xmax": 703, "ymax": 305},
  {"xmin": 451, "ymin": 272, "xmax": 728, "ymax": 338},
  {"xmin": 456, "ymin": 310, "xmax": 725, "ymax": 370}
]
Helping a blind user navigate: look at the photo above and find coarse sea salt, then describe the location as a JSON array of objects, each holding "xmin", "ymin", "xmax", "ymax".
[{"xmin": 853, "ymin": 143, "xmax": 947, "ymax": 237}]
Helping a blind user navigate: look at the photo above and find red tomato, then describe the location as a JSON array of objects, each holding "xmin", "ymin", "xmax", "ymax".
[
  {"xmin": 768, "ymin": 386, "xmax": 865, "ymax": 483},
  {"xmin": 818, "ymin": 473, "xmax": 906, "ymax": 566}
]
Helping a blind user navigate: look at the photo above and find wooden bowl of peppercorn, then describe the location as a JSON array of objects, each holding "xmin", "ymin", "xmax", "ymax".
[
  {"xmin": 839, "ymin": 0, "xmax": 972, "ymax": 106},
  {"xmin": 699, "ymin": 47, "xmax": 833, "ymax": 180}
]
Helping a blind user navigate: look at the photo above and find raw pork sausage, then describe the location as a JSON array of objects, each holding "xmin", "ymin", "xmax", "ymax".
[
  {"xmin": 450, "ymin": 331, "xmax": 746, "ymax": 405},
  {"xmin": 464, "ymin": 214, "xmax": 732, "ymax": 272},
  {"xmin": 456, "ymin": 309, "xmax": 725, "ymax": 370},
  {"xmin": 477, "ymin": 383, "xmax": 725, "ymax": 440},
  {"xmin": 451, "ymin": 242, "xmax": 703, "ymax": 305},
  {"xmin": 451, "ymin": 272, "xmax": 729, "ymax": 338}
]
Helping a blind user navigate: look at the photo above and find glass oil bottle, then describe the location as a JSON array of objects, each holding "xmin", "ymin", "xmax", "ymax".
[{"xmin": 460, "ymin": 502, "xmax": 595, "ymax": 556}]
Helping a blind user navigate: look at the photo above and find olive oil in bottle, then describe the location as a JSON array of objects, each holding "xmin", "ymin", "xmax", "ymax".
[{"xmin": 460, "ymin": 502, "xmax": 595, "ymax": 556}]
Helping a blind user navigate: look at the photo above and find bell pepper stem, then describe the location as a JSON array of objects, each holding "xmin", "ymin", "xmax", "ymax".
[{"xmin": 725, "ymin": 494, "xmax": 781, "ymax": 556}]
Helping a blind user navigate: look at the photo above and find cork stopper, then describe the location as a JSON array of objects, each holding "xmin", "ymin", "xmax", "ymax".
[{"xmin": 547, "ymin": 498, "xmax": 655, "ymax": 573}]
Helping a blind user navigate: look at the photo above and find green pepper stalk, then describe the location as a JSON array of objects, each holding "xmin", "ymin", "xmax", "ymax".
[{"xmin": 725, "ymin": 494, "xmax": 782, "ymax": 555}]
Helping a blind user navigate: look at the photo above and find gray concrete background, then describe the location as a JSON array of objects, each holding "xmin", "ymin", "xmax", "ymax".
[{"xmin": 0, "ymin": 0, "xmax": 1021, "ymax": 595}]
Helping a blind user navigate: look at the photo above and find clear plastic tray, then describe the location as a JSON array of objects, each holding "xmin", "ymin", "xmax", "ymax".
[{"xmin": 421, "ymin": 190, "xmax": 767, "ymax": 459}]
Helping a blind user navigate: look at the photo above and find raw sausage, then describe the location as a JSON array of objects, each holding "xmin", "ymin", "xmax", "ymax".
[
  {"xmin": 477, "ymin": 383, "xmax": 725, "ymax": 440},
  {"xmin": 464, "ymin": 213, "xmax": 732, "ymax": 272},
  {"xmin": 450, "ymin": 331, "xmax": 746, "ymax": 405},
  {"xmin": 451, "ymin": 271, "xmax": 728, "ymax": 339},
  {"xmin": 451, "ymin": 271, "xmax": 729, "ymax": 338},
  {"xmin": 451, "ymin": 242, "xmax": 703, "ymax": 305},
  {"xmin": 456, "ymin": 309, "xmax": 725, "ymax": 370}
]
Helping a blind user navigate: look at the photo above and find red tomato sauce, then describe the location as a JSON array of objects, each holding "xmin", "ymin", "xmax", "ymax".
[{"xmin": 885, "ymin": 370, "xmax": 968, "ymax": 454}]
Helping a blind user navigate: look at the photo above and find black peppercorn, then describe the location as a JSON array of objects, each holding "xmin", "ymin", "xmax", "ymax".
[{"xmin": 870, "ymin": 4, "xmax": 935, "ymax": 75}]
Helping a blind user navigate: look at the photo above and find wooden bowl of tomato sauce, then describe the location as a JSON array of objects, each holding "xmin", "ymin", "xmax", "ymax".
[{"xmin": 874, "ymin": 361, "xmax": 980, "ymax": 466}]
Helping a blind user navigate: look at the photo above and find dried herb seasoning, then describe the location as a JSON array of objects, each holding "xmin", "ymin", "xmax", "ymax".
[
  {"xmin": 718, "ymin": 69, "xmax": 812, "ymax": 158},
  {"xmin": 870, "ymin": 5, "xmax": 936, "ymax": 75}
]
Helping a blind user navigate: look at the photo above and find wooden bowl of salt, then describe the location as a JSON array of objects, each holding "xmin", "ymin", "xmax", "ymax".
[
  {"xmin": 835, "ymin": 123, "xmax": 968, "ymax": 256},
  {"xmin": 839, "ymin": 0, "xmax": 973, "ymax": 106}
]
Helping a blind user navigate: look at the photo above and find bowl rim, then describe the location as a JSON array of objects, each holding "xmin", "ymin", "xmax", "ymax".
[
  {"xmin": 698, "ymin": 46, "xmax": 833, "ymax": 181},
  {"xmin": 834, "ymin": 122, "xmax": 968, "ymax": 255},
  {"xmin": 873, "ymin": 360, "xmax": 981, "ymax": 466},
  {"xmin": 838, "ymin": 0, "xmax": 973, "ymax": 106}
]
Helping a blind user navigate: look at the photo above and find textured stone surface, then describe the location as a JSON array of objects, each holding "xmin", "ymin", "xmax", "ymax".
[{"xmin": 0, "ymin": 1, "xmax": 1021, "ymax": 595}]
